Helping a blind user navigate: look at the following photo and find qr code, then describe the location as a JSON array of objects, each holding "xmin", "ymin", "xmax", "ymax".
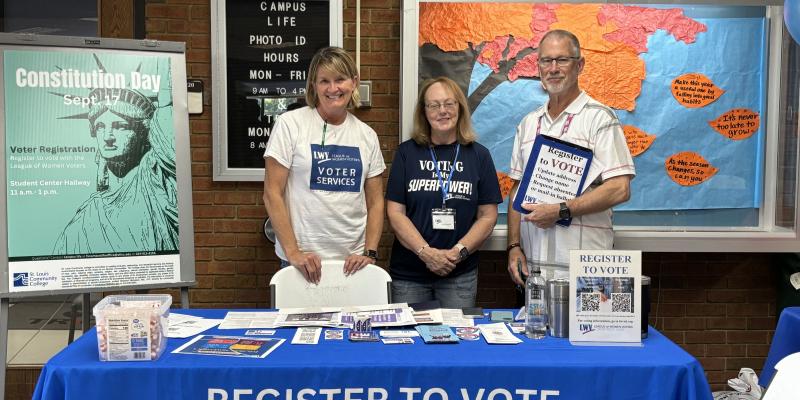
[
  {"xmin": 612, "ymin": 293, "xmax": 632, "ymax": 313},
  {"xmin": 580, "ymin": 293, "xmax": 600, "ymax": 312}
]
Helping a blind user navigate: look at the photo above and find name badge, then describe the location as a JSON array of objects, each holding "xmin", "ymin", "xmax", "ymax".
[{"xmin": 432, "ymin": 208, "xmax": 456, "ymax": 230}]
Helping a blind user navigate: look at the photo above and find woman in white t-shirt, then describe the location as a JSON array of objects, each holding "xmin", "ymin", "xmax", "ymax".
[{"xmin": 263, "ymin": 47, "xmax": 386, "ymax": 284}]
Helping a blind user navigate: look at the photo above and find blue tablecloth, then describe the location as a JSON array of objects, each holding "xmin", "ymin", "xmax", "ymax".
[
  {"xmin": 33, "ymin": 309, "xmax": 712, "ymax": 400},
  {"xmin": 761, "ymin": 307, "xmax": 800, "ymax": 386}
]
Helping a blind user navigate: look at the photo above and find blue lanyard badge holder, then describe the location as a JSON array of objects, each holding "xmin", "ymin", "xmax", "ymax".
[{"xmin": 430, "ymin": 144, "xmax": 460, "ymax": 230}]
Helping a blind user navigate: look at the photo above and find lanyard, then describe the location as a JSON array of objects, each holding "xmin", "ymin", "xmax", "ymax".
[
  {"xmin": 536, "ymin": 113, "xmax": 575, "ymax": 137},
  {"xmin": 429, "ymin": 143, "xmax": 460, "ymax": 208},
  {"xmin": 321, "ymin": 120, "xmax": 328, "ymax": 147}
]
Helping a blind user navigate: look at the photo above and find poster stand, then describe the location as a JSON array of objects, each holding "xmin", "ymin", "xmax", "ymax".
[{"xmin": 0, "ymin": 33, "xmax": 197, "ymax": 400}]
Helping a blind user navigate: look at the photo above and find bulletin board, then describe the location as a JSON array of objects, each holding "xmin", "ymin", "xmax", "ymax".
[
  {"xmin": 212, "ymin": 0, "xmax": 343, "ymax": 181},
  {"xmin": 401, "ymin": 0, "xmax": 799, "ymax": 252}
]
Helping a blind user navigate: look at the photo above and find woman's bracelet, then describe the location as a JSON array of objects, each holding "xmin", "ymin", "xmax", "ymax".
[
  {"xmin": 507, "ymin": 242, "xmax": 522, "ymax": 252},
  {"xmin": 416, "ymin": 244, "xmax": 429, "ymax": 255}
]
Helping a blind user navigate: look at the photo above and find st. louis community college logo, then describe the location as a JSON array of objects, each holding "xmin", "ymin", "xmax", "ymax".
[{"xmin": 13, "ymin": 272, "xmax": 29, "ymax": 287}]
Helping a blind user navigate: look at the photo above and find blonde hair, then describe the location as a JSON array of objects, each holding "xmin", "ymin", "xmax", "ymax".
[
  {"xmin": 305, "ymin": 47, "xmax": 360, "ymax": 109},
  {"xmin": 411, "ymin": 77, "xmax": 477, "ymax": 146}
]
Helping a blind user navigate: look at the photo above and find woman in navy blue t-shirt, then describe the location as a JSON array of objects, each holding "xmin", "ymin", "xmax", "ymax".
[{"xmin": 385, "ymin": 77, "xmax": 502, "ymax": 308}]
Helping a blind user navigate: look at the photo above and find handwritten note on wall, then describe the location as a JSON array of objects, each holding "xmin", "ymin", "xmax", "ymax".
[
  {"xmin": 708, "ymin": 109, "xmax": 760, "ymax": 140},
  {"xmin": 665, "ymin": 151, "xmax": 718, "ymax": 186},
  {"xmin": 671, "ymin": 73, "xmax": 724, "ymax": 108},
  {"xmin": 623, "ymin": 125, "xmax": 656, "ymax": 157}
]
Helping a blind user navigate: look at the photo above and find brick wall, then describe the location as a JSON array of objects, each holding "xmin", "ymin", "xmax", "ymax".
[{"xmin": 142, "ymin": 0, "xmax": 780, "ymax": 392}]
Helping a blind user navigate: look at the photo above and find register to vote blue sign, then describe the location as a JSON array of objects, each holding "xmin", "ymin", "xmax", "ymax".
[{"xmin": 310, "ymin": 144, "xmax": 362, "ymax": 192}]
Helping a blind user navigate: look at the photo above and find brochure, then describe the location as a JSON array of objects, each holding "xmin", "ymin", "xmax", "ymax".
[
  {"xmin": 291, "ymin": 327, "xmax": 322, "ymax": 344},
  {"xmin": 440, "ymin": 308, "xmax": 474, "ymax": 328},
  {"xmin": 167, "ymin": 317, "xmax": 223, "ymax": 338},
  {"xmin": 219, "ymin": 311, "xmax": 279, "ymax": 329},
  {"xmin": 412, "ymin": 309, "xmax": 443, "ymax": 325},
  {"xmin": 478, "ymin": 323, "xmax": 522, "ymax": 344},
  {"xmin": 275, "ymin": 311, "xmax": 342, "ymax": 328},
  {"xmin": 172, "ymin": 335, "xmax": 284, "ymax": 358},
  {"xmin": 569, "ymin": 250, "xmax": 642, "ymax": 346},
  {"xmin": 512, "ymin": 134, "xmax": 593, "ymax": 227},
  {"xmin": 415, "ymin": 325, "xmax": 459, "ymax": 344}
]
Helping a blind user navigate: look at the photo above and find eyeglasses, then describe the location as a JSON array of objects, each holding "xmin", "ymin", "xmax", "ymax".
[
  {"xmin": 537, "ymin": 56, "xmax": 580, "ymax": 67},
  {"xmin": 425, "ymin": 101, "xmax": 458, "ymax": 111}
]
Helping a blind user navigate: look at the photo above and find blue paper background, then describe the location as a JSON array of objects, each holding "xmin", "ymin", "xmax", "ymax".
[{"xmin": 463, "ymin": 14, "xmax": 766, "ymax": 213}]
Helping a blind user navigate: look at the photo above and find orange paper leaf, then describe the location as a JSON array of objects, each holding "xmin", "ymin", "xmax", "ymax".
[
  {"xmin": 623, "ymin": 125, "xmax": 656, "ymax": 157},
  {"xmin": 670, "ymin": 73, "xmax": 725, "ymax": 108},
  {"xmin": 496, "ymin": 171, "xmax": 514, "ymax": 200},
  {"xmin": 580, "ymin": 47, "xmax": 645, "ymax": 111},
  {"xmin": 665, "ymin": 152, "xmax": 718, "ymax": 186},
  {"xmin": 708, "ymin": 109, "xmax": 760, "ymax": 141}
]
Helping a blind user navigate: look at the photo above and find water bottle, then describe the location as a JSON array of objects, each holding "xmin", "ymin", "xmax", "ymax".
[{"xmin": 525, "ymin": 263, "xmax": 547, "ymax": 339}]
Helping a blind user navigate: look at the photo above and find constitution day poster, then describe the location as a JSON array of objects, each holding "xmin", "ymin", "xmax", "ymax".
[{"xmin": 4, "ymin": 49, "xmax": 181, "ymax": 292}]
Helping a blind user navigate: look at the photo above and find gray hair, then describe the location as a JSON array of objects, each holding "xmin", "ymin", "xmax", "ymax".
[{"xmin": 539, "ymin": 30, "xmax": 581, "ymax": 58}]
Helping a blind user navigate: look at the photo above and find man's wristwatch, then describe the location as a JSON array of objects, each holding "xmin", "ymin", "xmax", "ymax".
[
  {"xmin": 454, "ymin": 243, "xmax": 469, "ymax": 261},
  {"xmin": 559, "ymin": 202, "xmax": 571, "ymax": 219},
  {"xmin": 363, "ymin": 249, "xmax": 378, "ymax": 261}
]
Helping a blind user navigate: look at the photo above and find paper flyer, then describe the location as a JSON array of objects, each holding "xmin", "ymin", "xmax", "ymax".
[
  {"xmin": 4, "ymin": 48, "xmax": 180, "ymax": 292},
  {"xmin": 569, "ymin": 250, "xmax": 641, "ymax": 346},
  {"xmin": 172, "ymin": 335, "xmax": 285, "ymax": 358}
]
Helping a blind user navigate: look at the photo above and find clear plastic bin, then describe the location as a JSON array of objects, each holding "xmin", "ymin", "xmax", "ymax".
[{"xmin": 93, "ymin": 294, "xmax": 171, "ymax": 361}]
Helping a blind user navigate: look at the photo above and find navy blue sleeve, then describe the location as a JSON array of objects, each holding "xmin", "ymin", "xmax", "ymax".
[
  {"xmin": 476, "ymin": 144, "xmax": 503, "ymax": 205},
  {"xmin": 385, "ymin": 142, "xmax": 408, "ymax": 204}
]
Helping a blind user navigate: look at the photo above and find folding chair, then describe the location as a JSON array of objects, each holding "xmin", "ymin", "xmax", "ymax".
[{"xmin": 269, "ymin": 260, "xmax": 392, "ymax": 308}]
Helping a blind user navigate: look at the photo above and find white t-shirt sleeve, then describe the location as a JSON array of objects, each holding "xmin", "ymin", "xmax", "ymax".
[
  {"xmin": 365, "ymin": 126, "xmax": 386, "ymax": 179},
  {"xmin": 263, "ymin": 113, "xmax": 295, "ymax": 169}
]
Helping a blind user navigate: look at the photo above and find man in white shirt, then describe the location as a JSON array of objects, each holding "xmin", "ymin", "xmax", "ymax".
[{"xmin": 507, "ymin": 30, "xmax": 636, "ymax": 284}]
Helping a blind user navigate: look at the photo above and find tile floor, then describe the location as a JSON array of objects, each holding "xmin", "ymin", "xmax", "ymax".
[
  {"xmin": 5, "ymin": 295, "xmax": 92, "ymax": 366},
  {"xmin": 7, "ymin": 329, "xmax": 80, "ymax": 366}
]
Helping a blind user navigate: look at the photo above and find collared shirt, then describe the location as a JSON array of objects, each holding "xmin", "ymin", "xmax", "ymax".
[{"xmin": 509, "ymin": 91, "xmax": 635, "ymax": 272}]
